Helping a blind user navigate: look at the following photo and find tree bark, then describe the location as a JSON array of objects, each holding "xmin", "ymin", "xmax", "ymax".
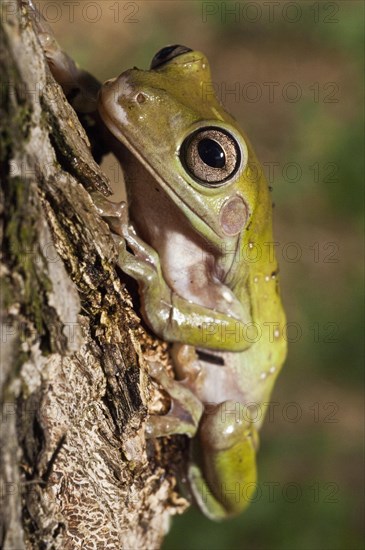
[{"xmin": 0, "ymin": 1, "xmax": 187, "ymax": 548}]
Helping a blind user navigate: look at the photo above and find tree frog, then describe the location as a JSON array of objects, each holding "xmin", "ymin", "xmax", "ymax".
[{"xmin": 37, "ymin": 28, "xmax": 287, "ymax": 520}]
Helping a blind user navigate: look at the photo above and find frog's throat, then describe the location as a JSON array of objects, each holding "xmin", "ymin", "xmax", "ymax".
[{"xmin": 99, "ymin": 107, "xmax": 225, "ymax": 249}]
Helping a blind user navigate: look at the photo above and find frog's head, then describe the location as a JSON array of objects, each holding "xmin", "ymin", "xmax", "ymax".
[{"xmin": 98, "ymin": 45, "xmax": 271, "ymax": 251}]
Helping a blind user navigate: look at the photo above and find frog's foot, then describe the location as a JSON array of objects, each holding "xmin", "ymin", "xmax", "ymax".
[
  {"xmin": 91, "ymin": 194, "xmax": 160, "ymax": 267},
  {"xmin": 188, "ymin": 402, "xmax": 259, "ymax": 518},
  {"xmin": 91, "ymin": 193, "xmax": 175, "ymax": 335},
  {"xmin": 28, "ymin": 2, "xmax": 56, "ymax": 39},
  {"xmin": 37, "ymin": 31, "xmax": 91, "ymax": 99},
  {"xmin": 29, "ymin": 5, "xmax": 100, "ymax": 110},
  {"xmin": 91, "ymin": 194, "xmax": 128, "ymax": 236},
  {"xmin": 171, "ymin": 344, "xmax": 202, "ymax": 385},
  {"xmin": 145, "ymin": 361, "xmax": 204, "ymax": 439}
]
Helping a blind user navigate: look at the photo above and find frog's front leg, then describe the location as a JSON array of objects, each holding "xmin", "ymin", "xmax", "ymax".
[
  {"xmin": 93, "ymin": 195, "xmax": 254, "ymax": 352},
  {"xmin": 93, "ymin": 196, "xmax": 175, "ymax": 317}
]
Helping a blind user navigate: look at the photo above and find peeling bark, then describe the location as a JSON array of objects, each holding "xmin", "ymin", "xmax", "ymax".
[{"xmin": 0, "ymin": 1, "xmax": 188, "ymax": 548}]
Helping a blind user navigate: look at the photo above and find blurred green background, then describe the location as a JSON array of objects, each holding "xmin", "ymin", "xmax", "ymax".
[{"xmin": 48, "ymin": 1, "xmax": 364, "ymax": 548}]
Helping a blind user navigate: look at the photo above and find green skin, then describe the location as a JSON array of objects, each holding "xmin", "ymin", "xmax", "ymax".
[{"xmin": 39, "ymin": 34, "xmax": 287, "ymax": 519}]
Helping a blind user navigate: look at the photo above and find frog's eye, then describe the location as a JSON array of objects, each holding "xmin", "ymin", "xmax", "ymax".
[
  {"xmin": 150, "ymin": 45, "xmax": 192, "ymax": 69},
  {"xmin": 181, "ymin": 128, "xmax": 241, "ymax": 186}
]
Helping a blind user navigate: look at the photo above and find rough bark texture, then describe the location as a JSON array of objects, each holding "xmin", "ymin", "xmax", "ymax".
[{"xmin": 0, "ymin": 1, "xmax": 187, "ymax": 548}]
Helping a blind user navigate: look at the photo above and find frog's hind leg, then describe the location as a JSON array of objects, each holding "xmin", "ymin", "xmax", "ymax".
[{"xmin": 145, "ymin": 361, "xmax": 203, "ymax": 439}]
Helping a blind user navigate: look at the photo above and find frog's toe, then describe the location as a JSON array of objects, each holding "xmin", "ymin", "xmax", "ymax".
[
  {"xmin": 90, "ymin": 193, "xmax": 128, "ymax": 235},
  {"xmin": 111, "ymin": 233, "xmax": 127, "ymax": 253},
  {"xmin": 38, "ymin": 32, "xmax": 59, "ymax": 56}
]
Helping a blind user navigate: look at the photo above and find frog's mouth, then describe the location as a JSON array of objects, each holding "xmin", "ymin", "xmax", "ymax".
[{"xmin": 99, "ymin": 97, "xmax": 229, "ymax": 250}]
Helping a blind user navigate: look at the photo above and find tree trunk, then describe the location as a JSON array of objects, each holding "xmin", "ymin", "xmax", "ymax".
[{"xmin": 0, "ymin": 1, "xmax": 187, "ymax": 547}]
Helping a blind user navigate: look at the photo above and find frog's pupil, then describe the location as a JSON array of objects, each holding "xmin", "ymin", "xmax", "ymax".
[{"xmin": 198, "ymin": 139, "xmax": 225, "ymax": 168}]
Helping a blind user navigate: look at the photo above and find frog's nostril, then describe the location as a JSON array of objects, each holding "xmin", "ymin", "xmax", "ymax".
[{"xmin": 136, "ymin": 93, "xmax": 146, "ymax": 104}]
